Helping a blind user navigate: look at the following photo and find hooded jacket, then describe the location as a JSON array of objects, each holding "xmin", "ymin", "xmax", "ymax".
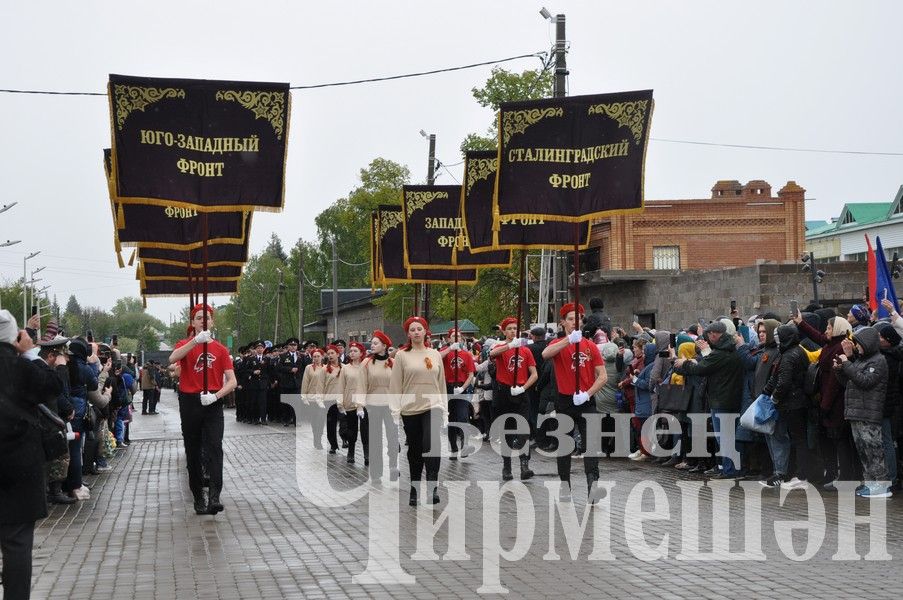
[
  {"xmin": 674, "ymin": 331, "xmax": 743, "ymax": 411},
  {"xmin": 836, "ymin": 326, "xmax": 887, "ymax": 424},
  {"xmin": 797, "ymin": 316, "xmax": 851, "ymax": 429},
  {"xmin": 749, "ymin": 319, "xmax": 781, "ymax": 397},
  {"xmin": 762, "ymin": 324, "xmax": 809, "ymax": 411}
]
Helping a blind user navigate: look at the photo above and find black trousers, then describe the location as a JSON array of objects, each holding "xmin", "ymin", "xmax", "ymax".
[
  {"xmin": 326, "ymin": 404, "xmax": 349, "ymax": 451},
  {"xmin": 178, "ymin": 392, "xmax": 224, "ymax": 496},
  {"xmin": 447, "ymin": 383, "xmax": 471, "ymax": 453},
  {"xmin": 492, "ymin": 386, "xmax": 530, "ymax": 466},
  {"xmin": 367, "ymin": 405, "xmax": 399, "ymax": 479},
  {"xmin": 280, "ymin": 388, "xmax": 299, "ymax": 424},
  {"xmin": 149, "ymin": 388, "xmax": 159, "ymax": 413},
  {"xmin": 402, "ymin": 408, "xmax": 443, "ymax": 482},
  {"xmin": 553, "ymin": 394, "xmax": 600, "ymax": 484},
  {"xmin": 0, "ymin": 521, "xmax": 34, "ymax": 600},
  {"xmin": 141, "ymin": 389, "xmax": 153, "ymax": 413},
  {"xmin": 251, "ymin": 389, "xmax": 267, "ymax": 423},
  {"xmin": 345, "ymin": 410, "xmax": 369, "ymax": 457}
]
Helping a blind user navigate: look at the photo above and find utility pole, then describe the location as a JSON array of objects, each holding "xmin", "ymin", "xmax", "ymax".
[
  {"xmin": 422, "ymin": 133, "xmax": 437, "ymax": 321},
  {"xmin": 331, "ymin": 236, "xmax": 339, "ymax": 343},
  {"xmin": 274, "ymin": 269, "xmax": 284, "ymax": 342},
  {"xmin": 298, "ymin": 250, "xmax": 304, "ymax": 340},
  {"xmin": 548, "ymin": 12, "xmax": 568, "ymax": 322}
]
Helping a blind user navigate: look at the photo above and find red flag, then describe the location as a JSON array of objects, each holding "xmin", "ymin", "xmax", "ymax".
[{"xmin": 866, "ymin": 234, "xmax": 877, "ymax": 311}]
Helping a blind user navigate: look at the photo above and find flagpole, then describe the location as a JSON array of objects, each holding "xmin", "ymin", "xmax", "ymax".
[
  {"xmin": 202, "ymin": 213, "xmax": 209, "ymax": 395},
  {"xmin": 454, "ymin": 270, "xmax": 459, "ymax": 385},
  {"xmin": 573, "ymin": 222, "xmax": 581, "ymax": 393},
  {"xmin": 514, "ymin": 250, "xmax": 526, "ymax": 384}
]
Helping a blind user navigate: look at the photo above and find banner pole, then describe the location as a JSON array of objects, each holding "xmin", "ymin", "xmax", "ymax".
[
  {"xmin": 202, "ymin": 213, "xmax": 209, "ymax": 395},
  {"xmin": 454, "ymin": 271, "xmax": 459, "ymax": 385},
  {"xmin": 514, "ymin": 251, "xmax": 526, "ymax": 384},
  {"xmin": 573, "ymin": 222, "xmax": 581, "ymax": 394}
]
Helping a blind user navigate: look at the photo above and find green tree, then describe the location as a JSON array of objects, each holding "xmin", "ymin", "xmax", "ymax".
[{"xmin": 109, "ymin": 296, "xmax": 166, "ymax": 352}]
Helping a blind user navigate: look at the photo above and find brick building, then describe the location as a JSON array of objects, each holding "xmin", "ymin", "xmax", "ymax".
[{"xmin": 589, "ymin": 179, "xmax": 807, "ymax": 271}]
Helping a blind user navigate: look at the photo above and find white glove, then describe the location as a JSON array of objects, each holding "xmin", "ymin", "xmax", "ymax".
[
  {"xmin": 449, "ymin": 342, "xmax": 461, "ymax": 351},
  {"xmin": 356, "ymin": 407, "xmax": 365, "ymax": 419},
  {"xmin": 194, "ymin": 330, "xmax": 213, "ymax": 345},
  {"xmin": 338, "ymin": 407, "xmax": 347, "ymax": 415},
  {"xmin": 508, "ymin": 338, "xmax": 523, "ymax": 348},
  {"xmin": 453, "ymin": 386, "xmax": 464, "ymax": 395},
  {"xmin": 200, "ymin": 392, "xmax": 218, "ymax": 406},
  {"xmin": 510, "ymin": 385, "xmax": 525, "ymax": 397},
  {"xmin": 567, "ymin": 330, "xmax": 582, "ymax": 344},
  {"xmin": 572, "ymin": 391, "xmax": 589, "ymax": 406}
]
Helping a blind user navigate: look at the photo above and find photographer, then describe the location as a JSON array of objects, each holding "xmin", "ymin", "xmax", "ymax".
[{"xmin": 0, "ymin": 310, "xmax": 63, "ymax": 599}]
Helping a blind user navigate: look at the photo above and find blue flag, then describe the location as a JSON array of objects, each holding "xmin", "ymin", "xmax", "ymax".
[{"xmin": 875, "ymin": 236, "xmax": 899, "ymax": 318}]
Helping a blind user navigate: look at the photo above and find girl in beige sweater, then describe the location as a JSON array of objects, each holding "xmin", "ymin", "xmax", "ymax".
[
  {"xmin": 340, "ymin": 342, "xmax": 368, "ymax": 465},
  {"xmin": 389, "ymin": 317, "xmax": 447, "ymax": 505},
  {"xmin": 301, "ymin": 348, "xmax": 326, "ymax": 450},
  {"xmin": 362, "ymin": 330, "xmax": 399, "ymax": 483},
  {"xmin": 323, "ymin": 345, "xmax": 345, "ymax": 454}
]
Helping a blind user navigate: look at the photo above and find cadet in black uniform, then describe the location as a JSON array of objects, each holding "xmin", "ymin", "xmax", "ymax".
[
  {"xmin": 278, "ymin": 337, "xmax": 305, "ymax": 426},
  {"xmin": 245, "ymin": 341, "xmax": 271, "ymax": 425}
]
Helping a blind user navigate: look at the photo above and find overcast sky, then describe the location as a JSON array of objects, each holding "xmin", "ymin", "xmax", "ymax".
[{"xmin": 1, "ymin": 1, "xmax": 901, "ymax": 324}]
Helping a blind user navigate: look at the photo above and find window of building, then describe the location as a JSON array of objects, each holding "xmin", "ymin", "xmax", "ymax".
[{"xmin": 652, "ymin": 246, "xmax": 680, "ymax": 270}]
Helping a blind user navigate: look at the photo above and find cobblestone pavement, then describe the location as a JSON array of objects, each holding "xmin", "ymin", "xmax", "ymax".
[{"xmin": 25, "ymin": 389, "xmax": 903, "ymax": 599}]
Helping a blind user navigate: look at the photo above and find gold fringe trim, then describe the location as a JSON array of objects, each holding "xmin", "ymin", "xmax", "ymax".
[
  {"xmin": 127, "ymin": 249, "xmax": 136, "ymax": 267},
  {"xmin": 117, "ymin": 251, "xmax": 125, "ymax": 268}
]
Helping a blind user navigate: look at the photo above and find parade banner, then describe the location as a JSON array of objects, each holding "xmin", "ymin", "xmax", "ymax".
[
  {"xmin": 140, "ymin": 261, "xmax": 243, "ymax": 279},
  {"xmin": 463, "ymin": 150, "xmax": 590, "ymax": 252},
  {"xmin": 140, "ymin": 277, "xmax": 239, "ymax": 297},
  {"xmin": 376, "ymin": 205, "xmax": 477, "ymax": 285},
  {"xmin": 105, "ymin": 149, "xmax": 251, "ymax": 251},
  {"xmin": 494, "ymin": 90, "xmax": 653, "ymax": 227},
  {"xmin": 401, "ymin": 185, "xmax": 511, "ymax": 270},
  {"xmin": 108, "ymin": 74, "xmax": 290, "ymax": 212},
  {"xmin": 138, "ymin": 244, "xmax": 249, "ymax": 268}
]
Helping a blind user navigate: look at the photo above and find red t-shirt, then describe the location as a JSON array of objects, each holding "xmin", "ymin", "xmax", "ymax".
[
  {"xmin": 442, "ymin": 349, "xmax": 476, "ymax": 384},
  {"xmin": 552, "ymin": 338, "xmax": 604, "ymax": 395},
  {"xmin": 175, "ymin": 338, "xmax": 234, "ymax": 393},
  {"xmin": 494, "ymin": 346, "xmax": 536, "ymax": 387}
]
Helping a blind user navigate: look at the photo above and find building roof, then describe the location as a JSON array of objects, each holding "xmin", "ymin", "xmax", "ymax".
[
  {"xmin": 806, "ymin": 186, "xmax": 903, "ymax": 241},
  {"xmin": 429, "ymin": 319, "xmax": 480, "ymax": 334}
]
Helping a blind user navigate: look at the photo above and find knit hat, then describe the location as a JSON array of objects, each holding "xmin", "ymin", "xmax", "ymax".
[
  {"xmin": 703, "ymin": 320, "xmax": 727, "ymax": 336},
  {"xmin": 719, "ymin": 318, "xmax": 737, "ymax": 337},
  {"xmin": 874, "ymin": 321, "xmax": 902, "ymax": 347},
  {"xmin": 830, "ymin": 316, "xmax": 852, "ymax": 339},
  {"xmin": 0, "ymin": 309, "xmax": 18, "ymax": 344},
  {"xmin": 850, "ymin": 304, "xmax": 871, "ymax": 326},
  {"xmin": 40, "ymin": 319, "xmax": 60, "ymax": 342}
]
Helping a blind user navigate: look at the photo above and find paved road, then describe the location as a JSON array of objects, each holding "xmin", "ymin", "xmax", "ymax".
[{"xmin": 26, "ymin": 389, "xmax": 903, "ymax": 599}]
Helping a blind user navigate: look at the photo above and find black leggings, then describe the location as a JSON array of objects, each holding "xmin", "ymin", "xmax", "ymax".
[
  {"xmin": 402, "ymin": 408, "xmax": 443, "ymax": 482},
  {"xmin": 344, "ymin": 409, "xmax": 369, "ymax": 457},
  {"xmin": 554, "ymin": 394, "xmax": 600, "ymax": 484},
  {"xmin": 178, "ymin": 392, "xmax": 224, "ymax": 494}
]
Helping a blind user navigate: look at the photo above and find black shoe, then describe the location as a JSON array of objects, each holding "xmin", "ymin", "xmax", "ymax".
[
  {"xmin": 141, "ymin": 411, "xmax": 148, "ymax": 415},
  {"xmin": 688, "ymin": 464, "xmax": 705, "ymax": 474},
  {"xmin": 520, "ymin": 458, "xmax": 534, "ymax": 480},
  {"xmin": 587, "ymin": 473, "xmax": 602, "ymax": 504},
  {"xmin": 662, "ymin": 456, "xmax": 681, "ymax": 467},
  {"xmin": 194, "ymin": 489, "xmax": 212, "ymax": 515},
  {"xmin": 502, "ymin": 465, "xmax": 513, "ymax": 481},
  {"xmin": 364, "ymin": 457, "xmax": 370, "ymax": 466},
  {"xmin": 347, "ymin": 455, "xmax": 355, "ymax": 464},
  {"xmin": 759, "ymin": 474, "xmax": 784, "ymax": 488},
  {"xmin": 430, "ymin": 487, "xmax": 440, "ymax": 505},
  {"xmin": 409, "ymin": 486, "xmax": 418, "ymax": 506},
  {"xmin": 703, "ymin": 466, "xmax": 721, "ymax": 476},
  {"xmin": 208, "ymin": 488, "xmax": 224, "ymax": 514},
  {"xmin": 342, "ymin": 441, "xmax": 349, "ymax": 449},
  {"xmin": 328, "ymin": 448, "xmax": 337, "ymax": 454}
]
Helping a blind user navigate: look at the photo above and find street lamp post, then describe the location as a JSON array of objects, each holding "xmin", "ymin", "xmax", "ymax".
[
  {"xmin": 29, "ymin": 266, "xmax": 45, "ymax": 319},
  {"xmin": 22, "ymin": 251, "xmax": 40, "ymax": 325}
]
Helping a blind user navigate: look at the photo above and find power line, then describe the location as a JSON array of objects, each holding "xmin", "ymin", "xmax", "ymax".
[
  {"xmin": 651, "ymin": 138, "xmax": 903, "ymax": 157},
  {"xmin": 0, "ymin": 52, "xmax": 546, "ymax": 97}
]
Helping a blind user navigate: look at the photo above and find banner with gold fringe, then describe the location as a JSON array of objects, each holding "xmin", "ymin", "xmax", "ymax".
[
  {"xmin": 493, "ymin": 90, "xmax": 653, "ymax": 226},
  {"xmin": 108, "ymin": 74, "xmax": 290, "ymax": 213},
  {"xmin": 463, "ymin": 150, "xmax": 590, "ymax": 252}
]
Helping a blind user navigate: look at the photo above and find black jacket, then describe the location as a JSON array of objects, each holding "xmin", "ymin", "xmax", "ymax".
[
  {"xmin": 763, "ymin": 324, "xmax": 809, "ymax": 411},
  {"xmin": 879, "ymin": 344, "xmax": 903, "ymax": 419},
  {"xmin": 836, "ymin": 327, "xmax": 887, "ymax": 424},
  {"xmin": 244, "ymin": 353, "xmax": 271, "ymax": 391},
  {"xmin": 277, "ymin": 351, "xmax": 307, "ymax": 392},
  {"xmin": 675, "ymin": 333, "xmax": 744, "ymax": 411},
  {"xmin": 0, "ymin": 343, "xmax": 63, "ymax": 524}
]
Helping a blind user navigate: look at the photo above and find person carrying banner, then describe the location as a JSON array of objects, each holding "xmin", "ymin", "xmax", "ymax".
[
  {"xmin": 440, "ymin": 328, "xmax": 476, "ymax": 460},
  {"xmin": 542, "ymin": 303, "xmax": 607, "ymax": 502},
  {"xmin": 168, "ymin": 304, "xmax": 237, "ymax": 516},
  {"xmin": 489, "ymin": 317, "xmax": 538, "ymax": 481}
]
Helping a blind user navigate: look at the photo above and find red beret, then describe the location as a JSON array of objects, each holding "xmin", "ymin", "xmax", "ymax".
[
  {"xmin": 326, "ymin": 344, "xmax": 341, "ymax": 355},
  {"xmin": 499, "ymin": 317, "xmax": 518, "ymax": 331},
  {"xmin": 447, "ymin": 328, "xmax": 459, "ymax": 338},
  {"xmin": 310, "ymin": 347, "xmax": 324, "ymax": 356},
  {"xmin": 191, "ymin": 303, "xmax": 214, "ymax": 319},
  {"xmin": 559, "ymin": 303, "xmax": 585, "ymax": 318},
  {"xmin": 348, "ymin": 341, "xmax": 366, "ymax": 355},
  {"xmin": 403, "ymin": 316, "xmax": 429, "ymax": 333},
  {"xmin": 371, "ymin": 330, "xmax": 392, "ymax": 348}
]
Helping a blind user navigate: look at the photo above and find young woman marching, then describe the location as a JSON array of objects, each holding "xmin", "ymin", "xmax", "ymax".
[
  {"xmin": 489, "ymin": 317, "xmax": 538, "ymax": 481},
  {"xmin": 301, "ymin": 347, "xmax": 326, "ymax": 450},
  {"xmin": 389, "ymin": 316, "xmax": 447, "ymax": 506},
  {"xmin": 340, "ymin": 342, "xmax": 369, "ymax": 465},
  {"xmin": 440, "ymin": 328, "xmax": 477, "ymax": 460},
  {"xmin": 323, "ymin": 344, "xmax": 346, "ymax": 454},
  {"xmin": 541, "ymin": 303, "xmax": 607, "ymax": 501},
  {"xmin": 362, "ymin": 330, "xmax": 400, "ymax": 483}
]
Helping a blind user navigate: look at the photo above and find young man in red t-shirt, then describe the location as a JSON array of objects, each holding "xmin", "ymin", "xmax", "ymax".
[
  {"xmin": 542, "ymin": 303, "xmax": 607, "ymax": 502},
  {"xmin": 169, "ymin": 304, "xmax": 237, "ymax": 515},
  {"xmin": 489, "ymin": 317, "xmax": 538, "ymax": 481},
  {"xmin": 439, "ymin": 328, "xmax": 477, "ymax": 459}
]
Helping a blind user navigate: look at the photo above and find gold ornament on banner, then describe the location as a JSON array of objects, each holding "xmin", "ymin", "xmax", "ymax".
[
  {"xmin": 588, "ymin": 100, "xmax": 650, "ymax": 145},
  {"xmin": 501, "ymin": 107, "xmax": 563, "ymax": 145},
  {"xmin": 215, "ymin": 90, "xmax": 287, "ymax": 139},
  {"xmin": 113, "ymin": 85, "xmax": 185, "ymax": 130}
]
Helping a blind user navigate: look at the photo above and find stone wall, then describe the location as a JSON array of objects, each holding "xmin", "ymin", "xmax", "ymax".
[{"xmin": 583, "ymin": 261, "xmax": 867, "ymax": 331}]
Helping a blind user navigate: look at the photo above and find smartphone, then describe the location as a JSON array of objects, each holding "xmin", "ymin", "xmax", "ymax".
[
  {"xmin": 669, "ymin": 333, "xmax": 677, "ymax": 348},
  {"xmin": 730, "ymin": 299, "xmax": 737, "ymax": 312},
  {"xmin": 632, "ymin": 314, "xmax": 639, "ymax": 324},
  {"xmin": 790, "ymin": 299, "xmax": 799, "ymax": 316},
  {"xmin": 698, "ymin": 317, "xmax": 707, "ymax": 328},
  {"xmin": 884, "ymin": 288, "xmax": 889, "ymax": 301},
  {"xmin": 111, "ymin": 335, "xmax": 118, "ymax": 346},
  {"xmin": 30, "ymin": 305, "xmax": 37, "ymax": 317},
  {"xmin": 86, "ymin": 330, "xmax": 94, "ymax": 343}
]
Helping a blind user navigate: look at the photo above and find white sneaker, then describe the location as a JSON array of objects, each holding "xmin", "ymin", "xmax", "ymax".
[
  {"xmin": 74, "ymin": 486, "xmax": 91, "ymax": 500},
  {"xmin": 627, "ymin": 450, "xmax": 642, "ymax": 460},
  {"xmin": 631, "ymin": 453, "xmax": 651, "ymax": 462},
  {"xmin": 96, "ymin": 465, "xmax": 113, "ymax": 472},
  {"xmin": 780, "ymin": 477, "xmax": 808, "ymax": 490}
]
